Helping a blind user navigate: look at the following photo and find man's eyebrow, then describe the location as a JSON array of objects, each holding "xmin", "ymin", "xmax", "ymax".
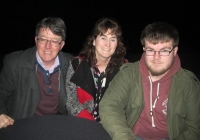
[
  {"xmin": 145, "ymin": 46, "xmax": 172, "ymax": 50},
  {"xmin": 111, "ymin": 36, "xmax": 117, "ymax": 38},
  {"xmin": 145, "ymin": 46, "xmax": 152, "ymax": 49},
  {"xmin": 100, "ymin": 34, "xmax": 117, "ymax": 38}
]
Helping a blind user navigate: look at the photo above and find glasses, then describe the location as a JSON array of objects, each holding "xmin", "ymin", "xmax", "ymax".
[
  {"xmin": 37, "ymin": 37, "xmax": 62, "ymax": 47},
  {"xmin": 144, "ymin": 47, "xmax": 175, "ymax": 56}
]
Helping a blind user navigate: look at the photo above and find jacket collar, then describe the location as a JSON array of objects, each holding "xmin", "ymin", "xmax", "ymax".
[
  {"xmin": 70, "ymin": 58, "xmax": 120, "ymax": 96},
  {"xmin": 20, "ymin": 46, "xmax": 71, "ymax": 69},
  {"xmin": 20, "ymin": 46, "xmax": 37, "ymax": 69}
]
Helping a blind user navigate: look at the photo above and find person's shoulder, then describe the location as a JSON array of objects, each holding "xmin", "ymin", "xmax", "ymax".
[
  {"xmin": 120, "ymin": 61, "xmax": 139, "ymax": 70},
  {"xmin": 5, "ymin": 50, "xmax": 23, "ymax": 58},
  {"xmin": 176, "ymin": 68, "xmax": 200, "ymax": 84},
  {"xmin": 71, "ymin": 56, "xmax": 86, "ymax": 70},
  {"xmin": 118, "ymin": 61, "xmax": 140, "ymax": 77},
  {"xmin": 71, "ymin": 56, "xmax": 83, "ymax": 61},
  {"xmin": 2, "ymin": 47, "xmax": 36, "ymax": 70},
  {"xmin": 59, "ymin": 51, "xmax": 74, "ymax": 60},
  {"xmin": 4, "ymin": 48, "xmax": 32, "ymax": 61}
]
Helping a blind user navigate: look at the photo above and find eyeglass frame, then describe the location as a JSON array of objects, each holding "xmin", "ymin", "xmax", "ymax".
[
  {"xmin": 143, "ymin": 47, "xmax": 176, "ymax": 56},
  {"xmin": 36, "ymin": 37, "xmax": 62, "ymax": 47}
]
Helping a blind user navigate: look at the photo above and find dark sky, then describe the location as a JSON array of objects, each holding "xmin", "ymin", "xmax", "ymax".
[{"xmin": 1, "ymin": 1, "xmax": 200, "ymax": 55}]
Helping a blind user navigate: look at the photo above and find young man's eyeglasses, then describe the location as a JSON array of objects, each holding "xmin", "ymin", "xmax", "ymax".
[
  {"xmin": 37, "ymin": 37, "xmax": 62, "ymax": 47},
  {"xmin": 144, "ymin": 47, "xmax": 175, "ymax": 56}
]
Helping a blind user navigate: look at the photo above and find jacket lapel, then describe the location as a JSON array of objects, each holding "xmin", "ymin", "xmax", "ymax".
[
  {"xmin": 71, "ymin": 60, "xmax": 96, "ymax": 97},
  {"xmin": 21, "ymin": 47, "xmax": 40, "ymax": 93}
]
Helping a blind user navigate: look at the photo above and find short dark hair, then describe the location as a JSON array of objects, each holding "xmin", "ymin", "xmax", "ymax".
[
  {"xmin": 140, "ymin": 22, "xmax": 179, "ymax": 47},
  {"xmin": 35, "ymin": 17, "xmax": 66, "ymax": 41}
]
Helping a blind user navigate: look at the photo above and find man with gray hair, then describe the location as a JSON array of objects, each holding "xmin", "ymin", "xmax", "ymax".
[{"xmin": 0, "ymin": 17, "xmax": 73, "ymax": 128}]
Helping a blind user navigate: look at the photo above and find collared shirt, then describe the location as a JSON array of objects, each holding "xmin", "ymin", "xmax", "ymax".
[{"xmin": 36, "ymin": 51, "xmax": 60, "ymax": 74}]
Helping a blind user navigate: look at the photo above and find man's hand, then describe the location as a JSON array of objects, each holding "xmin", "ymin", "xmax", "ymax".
[{"xmin": 0, "ymin": 114, "xmax": 14, "ymax": 128}]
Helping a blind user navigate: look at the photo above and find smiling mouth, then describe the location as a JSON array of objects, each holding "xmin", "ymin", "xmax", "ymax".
[
  {"xmin": 44, "ymin": 52, "xmax": 51, "ymax": 54},
  {"xmin": 102, "ymin": 48, "xmax": 110, "ymax": 51}
]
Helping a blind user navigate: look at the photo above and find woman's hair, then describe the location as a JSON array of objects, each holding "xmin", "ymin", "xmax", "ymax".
[{"xmin": 79, "ymin": 17, "xmax": 126, "ymax": 76}]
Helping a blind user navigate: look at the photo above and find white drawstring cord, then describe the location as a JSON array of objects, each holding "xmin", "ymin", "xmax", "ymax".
[
  {"xmin": 153, "ymin": 83, "xmax": 160, "ymax": 108},
  {"xmin": 148, "ymin": 76, "xmax": 155, "ymax": 127}
]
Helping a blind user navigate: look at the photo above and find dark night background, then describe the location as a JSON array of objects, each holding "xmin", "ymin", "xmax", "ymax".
[{"xmin": 1, "ymin": 1, "xmax": 200, "ymax": 77}]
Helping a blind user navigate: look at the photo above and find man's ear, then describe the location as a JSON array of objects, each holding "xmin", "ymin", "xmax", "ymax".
[
  {"xmin": 35, "ymin": 36, "xmax": 38, "ymax": 44},
  {"xmin": 60, "ymin": 41, "xmax": 65, "ymax": 50},
  {"xmin": 173, "ymin": 46, "xmax": 178, "ymax": 56}
]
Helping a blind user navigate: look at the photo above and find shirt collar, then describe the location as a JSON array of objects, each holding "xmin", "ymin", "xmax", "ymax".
[{"xmin": 36, "ymin": 51, "xmax": 60, "ymax": 73}]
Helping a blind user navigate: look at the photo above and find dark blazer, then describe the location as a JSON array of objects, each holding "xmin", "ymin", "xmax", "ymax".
[{"xmin": 0, "ymin": 46, "xmax": 73, "ymax": 120}]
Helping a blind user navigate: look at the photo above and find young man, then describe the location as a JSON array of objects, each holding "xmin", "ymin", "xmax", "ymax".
[
  {"xmin": 99, "ymin": 22, "xmax": 200, "ymax": 140},
  {"xmin": 0, "ymin": 17, "xmax": 73, "ymax": 128}
]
